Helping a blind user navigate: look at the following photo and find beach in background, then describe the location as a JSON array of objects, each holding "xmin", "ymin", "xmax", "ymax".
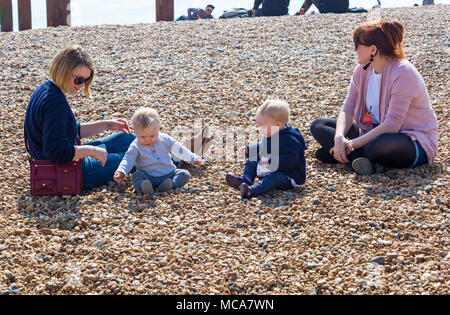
[{"xmin": 5, "ymin": 0, "xmax": 450, "ymax": 31}]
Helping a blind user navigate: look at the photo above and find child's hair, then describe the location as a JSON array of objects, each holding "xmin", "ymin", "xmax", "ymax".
[
  {"xmin": 132, "ymin": 107, "xmax": 160, "ymax": 131},
  {"xmin": 256, "ymin": 100, "xmax": 290, "ymax": 125}
]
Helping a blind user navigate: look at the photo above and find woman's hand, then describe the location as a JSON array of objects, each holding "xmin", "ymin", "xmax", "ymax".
[
  {"xmin": 105, "ymin": 119, "xmax": 131, "ymax": 135},
  {"xmin": 330, "ymin": 136, "xmax": 354, "ymax": 164},
  {"xmin": 114, "ymin": 171, "xmax": 125, "ymax": 183},
  {"xmin": 91, "ymin": 146, "xmax": 108, "ymax": 167}
]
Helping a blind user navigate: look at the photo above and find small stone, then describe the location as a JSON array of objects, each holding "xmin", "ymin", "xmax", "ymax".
[
  {"xmin": 5, "ymin": 270, "xmax": 15, "ymax": 282},
  {"xmin": 304, "ymin": 287, "xmax": 316, "ymax": 295},
  {"xmin": 180, "ymin": 260, "xmax": 190, "ymax": 267},
  {"xmin": 424, "ymin": 185, "xmax": 432, "ymax": 193},
  {"xmin": 325, "ymin": 185, "xmax": 336, "ymax": 192},
  {"xmin": 46, "ymin": 282, "xmax": 56, "ymax": 290},
  {"xmin": 258, "ymin": 239, "xmax": 267, "ymax": 248},
  {"xmin": 40, "ymin": 228, "xmax": 53, "ymax": 236},
  {"xmin": 306, "ymin": 262, "xmax": 318, "ymax": 270},
  {"xmin": 10, "ymin": 285, "xmax": 19, "ymax": 294},
  {"xmin": 415, "ymin": 255, "xmax": 425, "ymax": 263},
  {"xmin": 371, "ymin": 256, "xmax": 385, "ymax": 265}
]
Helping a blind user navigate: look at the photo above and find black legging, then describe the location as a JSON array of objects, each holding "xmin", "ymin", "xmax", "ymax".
[{"xmin": 310, "ymin": 118, "xmax": 417, "ymax": 168}]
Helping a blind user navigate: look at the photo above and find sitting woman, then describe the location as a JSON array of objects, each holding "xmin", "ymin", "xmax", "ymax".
[
  {"xmin": 24, "ymin": 46, "xmax": 136, "ymax": 190},
  {"xmin": 310, "ymin": 20, "xmax": 438, "ymax": 175}
]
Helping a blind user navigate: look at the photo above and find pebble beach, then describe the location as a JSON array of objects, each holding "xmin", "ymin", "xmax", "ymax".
[{"xmin": 0, "ymin": 5, "xmax": 449, "ymax": 295}]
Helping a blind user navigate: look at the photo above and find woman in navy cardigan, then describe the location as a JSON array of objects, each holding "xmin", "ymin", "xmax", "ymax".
[{"xmin": 25, "ymin": 46, "xmax": 136, "ymax": 190}]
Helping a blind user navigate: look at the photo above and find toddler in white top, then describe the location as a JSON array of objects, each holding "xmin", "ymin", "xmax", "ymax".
[{"xmin": 114, "ymin": 107, "xmax": 201, "ymax": 195}]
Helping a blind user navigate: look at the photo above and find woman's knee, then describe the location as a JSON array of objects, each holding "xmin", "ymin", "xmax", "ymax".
[
  {"xmin": 364, "ymin": 133, "xmax": 415, "ymax": 166},
  {"xmin": 310, "ymin": 118, "xmax": 326, "ymax": 137}
]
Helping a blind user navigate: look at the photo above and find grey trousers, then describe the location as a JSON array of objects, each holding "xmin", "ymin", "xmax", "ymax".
[{"xmin": 131, "ymin": 169, "xmax": 191, "ymax": 193}]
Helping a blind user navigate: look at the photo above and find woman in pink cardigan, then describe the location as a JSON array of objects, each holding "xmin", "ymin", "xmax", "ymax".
[{"xmin": 310, "ymin": 20, "xmax": 438, "ymax": 175}]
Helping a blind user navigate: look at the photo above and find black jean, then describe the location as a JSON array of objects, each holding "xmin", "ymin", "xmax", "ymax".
[{"xmin": 310, "ymin": 118, "xmax": 422, "ymax": 168}]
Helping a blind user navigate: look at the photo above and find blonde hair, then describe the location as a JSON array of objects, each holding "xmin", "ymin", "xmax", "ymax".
[
  {"xmin": 256, "ymin": 99, "xmax": 290, "ymax": 125},
  {"xmin": 132, "ymin": 107, "xmax": 160, "ymax": 131},
  {"xmin": 49, "ymin": 46, "xmax": 95, "ymax": 97}
]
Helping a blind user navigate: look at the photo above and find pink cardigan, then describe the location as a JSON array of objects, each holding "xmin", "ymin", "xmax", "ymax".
[{"xmin": 343, "ymin": 58, "xmax": 439, "ymax": 163}]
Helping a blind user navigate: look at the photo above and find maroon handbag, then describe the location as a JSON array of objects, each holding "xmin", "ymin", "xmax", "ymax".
[
  {"xmin": 25, "ymin": 132, "xmax": 83, "ymax": 196},
  {"xmin": 29, "ymin": 159, "xmax": 82, "ymax": 196}
]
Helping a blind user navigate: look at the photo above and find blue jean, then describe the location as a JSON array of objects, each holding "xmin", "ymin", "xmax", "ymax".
[
  {"xmin": 243, "ymin": 160, "xmax": 292, "ymax": 196},
  {"xmin": 82, "ymin": 132, "xmax": 136, "ymax": 190}
]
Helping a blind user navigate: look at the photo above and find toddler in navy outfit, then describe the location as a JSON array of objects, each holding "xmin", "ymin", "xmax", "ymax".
[{"xmin": 226, "ymin": 100, "xmax": 307, "ymax": 198}]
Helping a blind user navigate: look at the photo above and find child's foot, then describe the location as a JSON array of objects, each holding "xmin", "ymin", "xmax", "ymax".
[
  {"xmin": 351, "ymin": 157, "xmax": 384, "ymax": 175},
  {"xmin": 226, "ymin": 174, "xmax": 250, "ymax": 190},
  {"xmin": 157, "ymin": 178, "xmax": 173, "ymax": 192},
  {"xmin": 140, "ymin": 180, "xmax": 154, "ymax": 195},
  {"xmin": 240, "ymin": 183, "xmax": 252, "ymax": 199}
]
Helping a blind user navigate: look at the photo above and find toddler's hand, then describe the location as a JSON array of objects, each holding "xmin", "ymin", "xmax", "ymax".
[
  {"xmin": 261, "ymin": 157, "xmax": 269, "ymax": 167},
  {"xmin": 194, "ymin": 158, "xmax": 202, "ymax": 167},
  {"xmin": 114, "ymin": 171, "xmax": 124, "ymax": 183},
  {"xmin": 239, "ymin": 146, "xmax": 248, "ymax": 155}
]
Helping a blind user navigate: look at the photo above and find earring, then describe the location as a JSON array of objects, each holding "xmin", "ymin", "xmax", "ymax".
[{"xmin": 363, "ymin": 54, "xmax": 374, "ymax": 71}]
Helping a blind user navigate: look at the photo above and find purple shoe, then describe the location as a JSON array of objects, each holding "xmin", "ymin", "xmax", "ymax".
[
  {"xmin": 240, "ymin": 183, "xmax": 252, "ymax": 199},
  {"xmin": 226, "ymin": 174, "xmax": 250, "ymax": 190}
]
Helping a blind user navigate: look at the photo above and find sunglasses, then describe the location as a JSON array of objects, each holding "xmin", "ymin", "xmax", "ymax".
[
  {"xmin": 354, "ymin": 38, "xmax": 370, "ymax": 50},
  {"xmin": 72, "ymin": 74, "xmax": 93, "ymax": 85}
]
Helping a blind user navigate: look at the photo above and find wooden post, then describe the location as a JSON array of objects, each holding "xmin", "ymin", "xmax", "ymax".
[
  {"xmin": 46, "ymin": 0, "xmax": 71, "ymax": 27},
  {"xmin": 156, "ymin": 0, "xmax": 174, "ymax": 22},
  {"xmin": 18, "ymin": 0, "xmax": 32, "ymax": 31},
  {"xmin": 0, "ymin": 0, "xmax": 13, "ymax": 32}
]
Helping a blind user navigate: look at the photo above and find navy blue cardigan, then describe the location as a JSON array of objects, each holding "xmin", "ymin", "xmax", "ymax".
[
  {"xmin": 24, "ymin": 80, "xmax": 78, "ymax": 164},
  {"xmin": 246, "ymin": 125, "xmax": 308, "ymax": 185}
]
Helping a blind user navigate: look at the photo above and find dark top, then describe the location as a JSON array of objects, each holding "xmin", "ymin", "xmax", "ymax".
[
  {"xmin": 24, "ymin": 80, "xmax": 78, "ymax": 164},
  {"xmin": 254, "ymin": 0, "xmax": 290, "ymax": 16},
  {"xmin": 246, "ymin": 125, "xmax": 308, "ymax": 185},
  {"xmin": 310, "ymin": 0, "xmax": 349, "ymax": 13},
  {"xmin": 187, "ymin": 8, "xmax": 213, "ymax": 20}
]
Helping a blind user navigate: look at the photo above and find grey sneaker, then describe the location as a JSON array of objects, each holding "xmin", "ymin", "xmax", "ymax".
[
  {"xmin": 352, "ymin": 158, "xmax": 384, "ymax": 175},
  {"xmin": 140, "ymin": 180, "xmax": 154, "ymax": 195},
  {"xmin": 157, "ymin": 178, "xmax": 173, "ymax": 192}
]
